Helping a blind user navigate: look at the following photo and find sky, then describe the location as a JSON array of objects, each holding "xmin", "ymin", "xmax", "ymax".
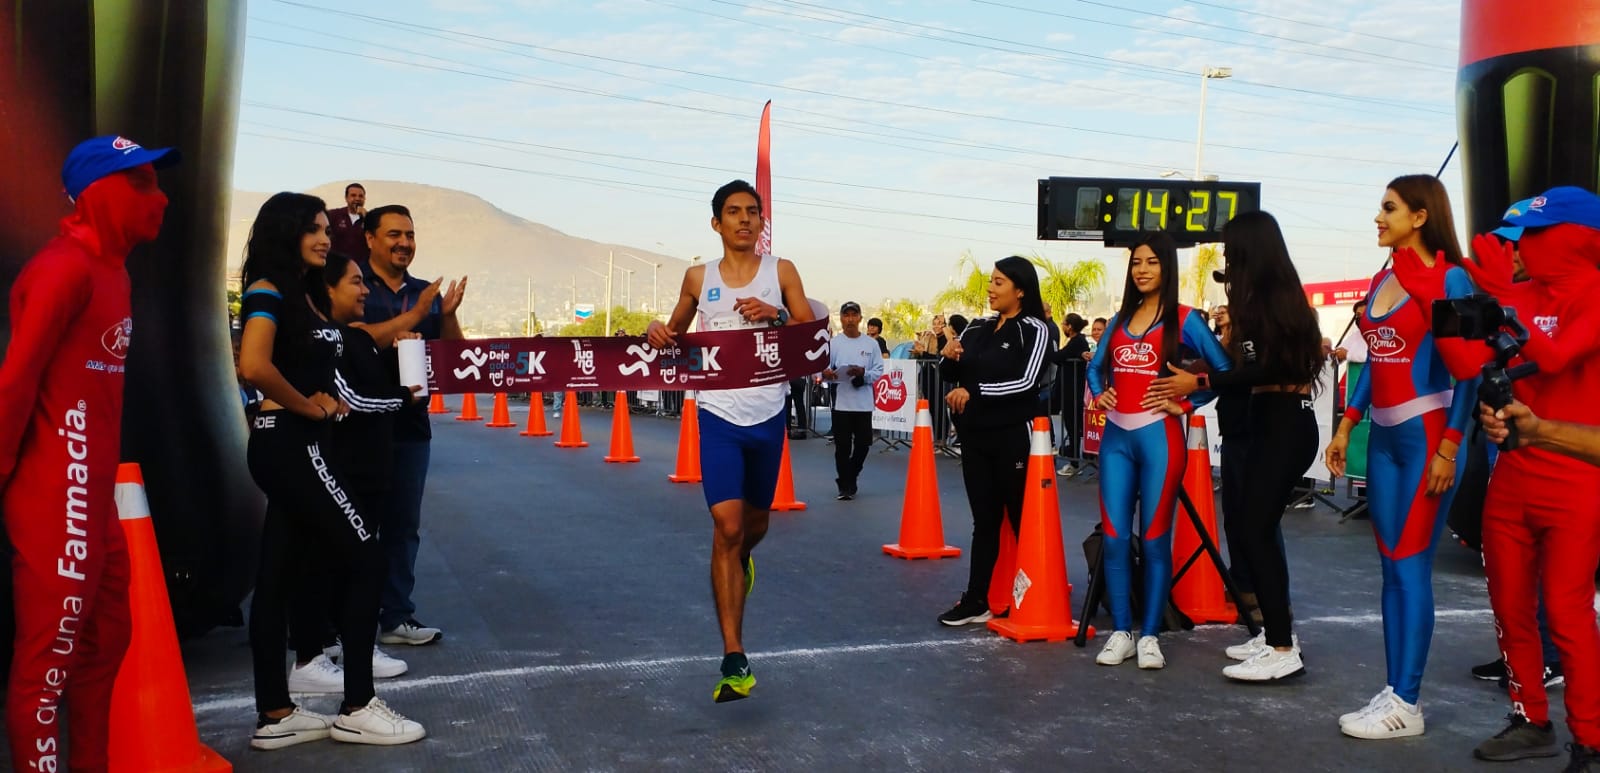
[{"xmin": 235, "ymin": 0, "xmax": 1464, "ymax": 307}]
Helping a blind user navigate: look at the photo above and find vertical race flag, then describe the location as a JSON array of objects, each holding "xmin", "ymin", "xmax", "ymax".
[{"xmin": 756, "ymin": 100, "xmax": 773, "ymax": 256}]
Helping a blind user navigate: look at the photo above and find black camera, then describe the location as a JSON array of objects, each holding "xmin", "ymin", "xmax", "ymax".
[
  {"xmin": 1432, "ymin": 294, "xmax": 1507, "ymax": 340},
  {"xmin": 1431, "ymin": 294, "xmax": 1539, "ymax": 449}
]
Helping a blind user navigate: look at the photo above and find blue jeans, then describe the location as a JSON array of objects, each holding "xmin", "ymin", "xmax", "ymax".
[{"xmin": 379, "ymin": 440, "xmax": 430, "ymax": 630}]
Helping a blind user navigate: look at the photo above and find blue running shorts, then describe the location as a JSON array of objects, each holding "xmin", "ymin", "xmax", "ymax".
[{"xmin": 699, "ymin": 408, "xmax": 786, "ymax": 509}]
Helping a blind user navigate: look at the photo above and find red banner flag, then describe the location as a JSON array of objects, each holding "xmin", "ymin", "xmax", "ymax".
[{"xmin": 756, "ymin": 100, "xmax": 773, "ymax": 256}]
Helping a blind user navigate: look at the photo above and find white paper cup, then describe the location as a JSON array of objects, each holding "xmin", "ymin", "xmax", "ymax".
[{"xmin": 397, "ymin": 338, "xmax": 428, "ymax": 398}]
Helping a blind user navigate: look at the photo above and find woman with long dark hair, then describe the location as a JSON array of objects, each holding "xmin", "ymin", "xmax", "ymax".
[
  {"xmin": 1086, "ymin": 232, "xmax": 1233, "ymax": 669},
  {"xmin": 1148, "ymin": 212, "xmax": 1324, "ymax": 685},
  {"xmin": 237, "ymin": 192, "xmax": 425, "ymax": 749},
  {"xmin": 936, "ymin": 256, "xmax": 1056, "ymax": 626},
  {"xmin": 1322, "ymin": 175, "xmax": 1475, "ymax": 739}
]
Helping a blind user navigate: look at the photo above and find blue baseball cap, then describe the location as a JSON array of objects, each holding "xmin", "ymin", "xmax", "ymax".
[
  {"xmin": 1504, "ymin": 186, "xmax": 1600, "ymax": 234},
  {"xmin": 61, "ymin": 135, "xmax": 180, "ymax": 199},
  {"xmin": 1490, "ymin": 197, "xmax": 1535, "ymax": 243}
]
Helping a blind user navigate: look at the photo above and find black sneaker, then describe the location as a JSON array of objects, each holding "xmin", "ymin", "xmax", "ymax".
[
  {"xmin": 835, "ymin": 492, "xmax": 854, "ymax": 501},
  {"xmin": 1547, "ymin": 663, "xmax": 1566, "ymax": 688},
  {"xmin": 1566, "ymin": 743, "xmax": 1600, "ymax": 772},
  {"xmin": 713, "ymin": 652, "xmax": 755, "ymax": 703},
  {"xmin": 937, "ymin": 593, "xmax": 992, "ymax": 627},
  {"xmin": 1473, "ymin": 714, "xmax": 1559, "ymax": 761},
  {"xmin": 1473, "ymin": 658, "xmax": 1507, "ymax": 681}
]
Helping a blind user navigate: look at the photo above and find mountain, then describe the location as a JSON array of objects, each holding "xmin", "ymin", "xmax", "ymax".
[{"xmin": 226, "ymin": 181, "xmax": 690, "ymax": 335}]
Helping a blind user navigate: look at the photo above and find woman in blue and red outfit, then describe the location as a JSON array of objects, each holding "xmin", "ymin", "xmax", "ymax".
[
  {"xmin": 1087, "ymin": 232, "xmax": 1232, "ymax": 670},
  {"xmin": 1392, "ymin": 187, "xmax": 1600, "ymax": 766},
  {"xmin": 1324, "ymin": 175, "xmax": 1476, "ymax": 741}
]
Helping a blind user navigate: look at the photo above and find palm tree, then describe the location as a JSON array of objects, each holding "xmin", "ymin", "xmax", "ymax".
[
  {"xmin": 874, "ymin": 297, "xmax": 929, "ymax": 344},
  {"xmin": 1029, "ymin": 254, "xmax": 1107, "ymax": 317},
  {"xmin": 931, "ymin": 250, "xmax": 989, "ymax": 318},
  {"xmin": 1182, "ymin": 244, "xmax": 1222, "ymax": 309}
]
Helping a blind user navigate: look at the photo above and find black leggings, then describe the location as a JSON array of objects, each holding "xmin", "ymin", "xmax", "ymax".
[
  {"xmin": 960, "ymin": 422, "xmax": 1030, "ymax": 603},
  {"xmin": 248, "ymin": 410, "xmax": 385, "ymax": 711},
  {"xmin": 1232, "ymin": 394, "xmax": 1318, "ymax": 647}
]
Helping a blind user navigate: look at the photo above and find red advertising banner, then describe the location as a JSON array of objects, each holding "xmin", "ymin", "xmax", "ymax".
[
  {"xmin": 1082, "ymin": 408, "xmax": 1107, "ymax": 455},
  {"xmin": 425, "ymin": 319, "xmax": 831, "ymax": 394},
  {"xmin": 1303, "ymin": 279, "xmax": 1369, "ymax": 307}
]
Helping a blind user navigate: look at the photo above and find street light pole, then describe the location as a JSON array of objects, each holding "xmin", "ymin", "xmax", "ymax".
[
  {"xmin": 605, "ymin": 251, "xmax": 615, "ymax": 336},
  {"xmin": 618, "ymin": 251, "xmax": 661, "ymax": 313},
  {"xmin": 1195, "ymin": 65, "xmax": 1232, "ymax": 181}
]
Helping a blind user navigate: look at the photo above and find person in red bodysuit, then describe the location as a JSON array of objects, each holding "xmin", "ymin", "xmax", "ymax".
[
  {"xmin": 0, "ymin": 136, "xmax": 177, "ymax": 772},
  {"xmin": 1394, "ymin": 187, "xmax": 1600, "ymax": 767}
]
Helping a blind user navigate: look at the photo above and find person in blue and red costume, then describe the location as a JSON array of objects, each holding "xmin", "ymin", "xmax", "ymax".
[
  {"xmin": 1087, "ymin": 231, "xmax": 1233, "ymax": 671},
  {"xmin": 0, "ymin": 136, "xmax": 177, "ymax": 772},
  {"xmin": 1392, "ymin": 186, "xmax": 1600, "ymax": 767},
  {"xmin": 1323, "ymin": 175, "xmax": 1477, "ymax": 741}
]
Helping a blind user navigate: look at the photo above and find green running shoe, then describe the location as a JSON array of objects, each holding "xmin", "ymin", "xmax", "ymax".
[
  {"xmin": 743, "ymin": 554, "xmax": 755, "ymax": 596},
  {"xmin": 714, "ymin": 653, "xmax": 755, "ymax": 703}
]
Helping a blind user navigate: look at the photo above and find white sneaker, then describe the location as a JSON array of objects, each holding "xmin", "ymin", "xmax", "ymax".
[
  {"xmin": 1057, "ymin": 464, "xmax": 1078, "ymax": 477},
  {"xmin": 1225, "ymin": 632, "xmax": 1299, "ymax": 661},
  {"xmin": 373, "ymin": 647, "xmax": 409, "ymax": 679},
  {"xmin": 1340, "ymin": 691, "xmax": 1424, "ymax": 740},
  {"xmin": 331, "ymin": 697, "xmax": 426, "ymax": 746},
  {"xmin": 251, "ymin": 706, "xmax": 334, "ymax": 750},
  {"xmin": 379, "ymin": 619, "xmax": 443, "ymax": 646},
  {"xmin": 1137, "ymin": 636, "xmax": 1165, "ymax": 670},
  {"xmin": 1222, "ymin": 646, "xmax": 1306, "ymax": 682},
  {"xmin": 287, "ymin": 654, "xmax": 345, "ymax": 694},
  {"xmin": 1339, "ymin": 687, "xmax": 1396, "ymax": 726},
  {"xmin": 323, "ymin": 641, "xmax": 343, "ymax": 662},
  {"xmin": 1096, "ymin": 631, "xmax": 1136, "ymax": 666}
]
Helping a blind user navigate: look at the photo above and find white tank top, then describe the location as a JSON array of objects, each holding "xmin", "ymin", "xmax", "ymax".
[{"xmin": 695, "ymin": 254, "xmax": 789, "ymax": 426}]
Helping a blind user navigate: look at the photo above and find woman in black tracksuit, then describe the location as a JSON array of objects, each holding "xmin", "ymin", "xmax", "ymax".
[
  {"xmin": 237, "ymin": 192, "xmax": 424, "ymax": 749},
  {"xmin": 936, "ymin": 256, "xmax": 1056, "ymax": 626}
]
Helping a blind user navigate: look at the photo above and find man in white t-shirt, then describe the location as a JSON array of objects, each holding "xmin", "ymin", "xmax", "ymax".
[
  {"xmin": 823, "ymin": 301, "xmax": 884, "ymax": 501},
  {"xmin": 646, "ymin": 180, "xmax": 815, "ymax": 704}
]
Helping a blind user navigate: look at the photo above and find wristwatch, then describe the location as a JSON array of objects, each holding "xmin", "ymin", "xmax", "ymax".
[
  {"xmin": 1195, "ymin": 372, "xmax": 1210, "ymax": 390},
  {"xmin": 770, "ymin": 308, "xmax": 790, "ymax": 327}
]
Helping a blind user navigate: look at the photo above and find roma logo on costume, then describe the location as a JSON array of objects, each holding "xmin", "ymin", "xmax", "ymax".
[
  {"xmin": 1363, "ymin": 326, "xmax": 1408, "ymax": 359},
  {"xmin": 100, "ymin": 318, "xmax": 131, "ymax": 359},
  {"xmin": 1114, "ymin": 342, "xmax": 1159, "ymax": 370}
]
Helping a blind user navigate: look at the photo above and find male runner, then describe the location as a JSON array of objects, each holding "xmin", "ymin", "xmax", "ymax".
[
  {"xmin": 0, "ymin": 135, "xmax": 177, "ymax": 772},
  {"xmin": 646, "ymin": 180, "xmax": 814, "ymax": 703}
]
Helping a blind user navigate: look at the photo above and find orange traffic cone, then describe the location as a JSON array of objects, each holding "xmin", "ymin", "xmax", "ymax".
[
  {"xmin": 520, "ymin": 392, "xmax": 553, "ymax": 437},
  {"xmin": 770, "ymin": 434, "xmax": 806, "ymax": 511},
  {"xmin": 554, "ymin": 390, "xmax": 588, "ymax": 448},
  {"xmin": 988, "ymin": 417, "xmax": 1094, "ymax": 642},
  {"xmin": 1170, "ymin": 413, "xmax": 1238, "ymax": 623},
  {"xmin": 456, "ymin": 393, "xmax": 482, "ymax": 421},
  {"xmin": 604, "ymin": 392, "xmax": 641, "ymax": 463},
  {"xmin": 883, "ymin": 400, "xmax": 959, "ymax": 559},
  {"xmin": 485, "ymin": 393, "xmax": 517, "ymax": 428},
  {"xmin": 987, "ymin": 517, "xmax": 1017, "ymax": 614},
  {"xmin": 109, "ymin": 464, "xmax": 232, "ymax": 773},
  {"xmin": 668, "ymin": 393, "xmax": 703, "ymax": 483},
  {"xmin": 427, "ymin": 392, "xmax": 448, "ymax": 415}
]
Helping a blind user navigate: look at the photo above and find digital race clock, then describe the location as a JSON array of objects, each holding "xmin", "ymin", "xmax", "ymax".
[{"xmin": 1036, "ymin": 176, "xmax": 1262, "ymax": 247}]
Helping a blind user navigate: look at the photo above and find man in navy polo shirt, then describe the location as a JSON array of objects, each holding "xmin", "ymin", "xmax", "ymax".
[{"xmin": 360, "ymin": 204, "xmax": 467, "ymax": 646}]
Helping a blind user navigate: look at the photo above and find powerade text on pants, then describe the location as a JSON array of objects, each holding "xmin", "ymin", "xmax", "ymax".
[
  {"xmin": 1087, "ymin": 306, "xmax": 1231, "ymax": 636},
  {"xmin": 1343, "ymin": 268, "xmax": 1475, "ymax": 704}
]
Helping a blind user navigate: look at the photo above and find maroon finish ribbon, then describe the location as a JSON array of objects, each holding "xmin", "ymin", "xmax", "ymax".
[{"xmin": 424, "ymin": 318, "xmax": 832, "ymax": 394}]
